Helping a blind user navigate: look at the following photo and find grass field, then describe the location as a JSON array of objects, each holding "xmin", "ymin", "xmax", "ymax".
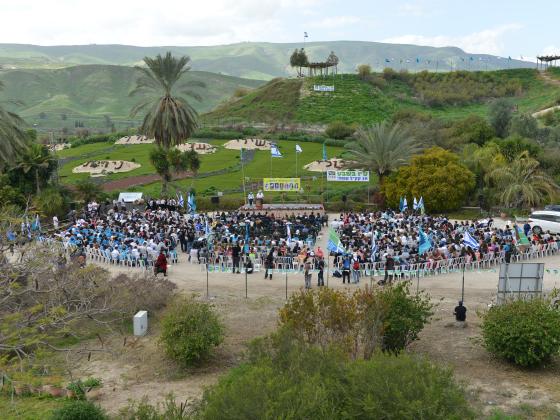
[
  {"xmin": 0, "ymin": 395, "xmax": 65, "ymax": 420},
  {"xmin": 58, "ymin": 139, "xmax": 376, "ymax": 201},
  {"xmin": 206, "ymin": 69, "xmax": 560, "ymax": 125}
]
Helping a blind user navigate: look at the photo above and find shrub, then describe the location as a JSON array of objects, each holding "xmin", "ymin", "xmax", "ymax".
[
  {"xmin": 356, "ymin": 64, "xmax": 372, "ymax": 79},
  {"xmin": 279, "ymin": 283, "xmax": 433, "ymax": 358},
  {"xmin": 325, "ymin": 121, "xmax": 355, "ymax": 140},
  {"xmin": 195, "ymin": 340, "xmax": 473, "ymax": 419},
  {"xmin": 159, "ymin": 297, "xmax": 225, "ymax": 367},
  {"xmin": 119, "ymin": 394, "xmax": 190, "ymax": 419},
  {"xmin": 481, "ymin": 299, "xmax": 560, "ymax": 367},
  {"xmin": 50, "ymin": 400, "xmax": 107, "ymax": 420},
  {"xmin": 383, "ymin": 147, "xmax": 476, "ymax": 213}
]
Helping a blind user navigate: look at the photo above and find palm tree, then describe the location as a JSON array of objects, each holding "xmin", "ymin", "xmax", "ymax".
[
  {"xmin": 0, "ymin": 81, "xmax": 27, "ymax": 169},
  {"xmin": 13, "ymin": 143, "xmax": 56, "ymax": 194},
  {"xmin": 487, "ymin": 151, "xmax": 559, "ymax": 208},
  {"xmin": 345, "ymin": 122, "xmax": 421, "ymax": 184},
  {"xmin": 150, "ymin": 147, "xmax": 199, "ymax": 194},
  {"xmin": 130, "ymin": 52, "xmax": 205, "ymax": 150}
]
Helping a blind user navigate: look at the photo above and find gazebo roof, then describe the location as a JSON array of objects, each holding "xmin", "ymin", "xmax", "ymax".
[{"xmin": 537, "ymin": 55, "xmax": 560, "ymax": 62}]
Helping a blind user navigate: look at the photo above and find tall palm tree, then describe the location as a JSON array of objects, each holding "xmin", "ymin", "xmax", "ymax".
[
  {"xmin": 0, "ymin": 81, "xmax": 27, "ymax": 169},
  {"xmin": 13, "ymin": 143, "xmax": 56, "ymax": 194},
  {"xmin": 345, "ymin": 122, "xmax": 421, "ymax": 184},
  {"xmin": 487, "ymin": 151, "xmax": 559, "ymax": 208},
  {"xmin": 130, "ymin": 52, "xmax": 205, "ymax": 150}
]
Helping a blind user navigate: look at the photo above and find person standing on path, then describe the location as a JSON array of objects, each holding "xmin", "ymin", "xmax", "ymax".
[
  {"xmin": 317, "ymin": 256, "xmax": 325, "ymax": 287},
  {"xmin": 342, "ymin": 254, "xmax": 351, "ymax": 284},
  {"xmin": 304, "ymin": 254, "xmax": 312, "ymax": 289},
  {"xmin": 232, "ymin": 241, "xmax": 241, "ymax": 274},
  {"xmin": 264, "ymin": 248, "xmax": 275, "ymax": 280}
]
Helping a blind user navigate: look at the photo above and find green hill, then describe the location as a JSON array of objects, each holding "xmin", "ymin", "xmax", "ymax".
[
  {"xmin": 206, "ymin": 69, "xmax": 560, "ymax": 125},
  {"xmin": 0, "ymin": 65, "xmax": 264, "ymax": 131},
  {"xmin": 0, "ymin": 42, "xmax": 534, "ymax": 80}
]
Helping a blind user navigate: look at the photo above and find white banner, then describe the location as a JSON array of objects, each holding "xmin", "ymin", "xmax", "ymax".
[
  {"xmin": 118, "ymin": 192, "xmax": 143, "ymax": 202},
  {"xmin": 313, "ymin": 85, "xmax": 335, "ymax": 92},
  {"xmin": 327, "ymin": 170, "xmax": 370, "ymax": 182}
]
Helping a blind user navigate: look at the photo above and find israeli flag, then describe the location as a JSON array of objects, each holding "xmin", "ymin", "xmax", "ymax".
[
  {"xmin": 402, "ymin": 197, "xmax": 408, "ymax": 212},
  {"xmin": 295, "ymin": 144, "xmax": 303, "ymax": 153},
  {"xmin": 370, "ymin": 240, "xmax": 378, "ymax": 262},
  {"xmin": 271, "ymin": 145, "xmax": 282, "ymax": 158},
  {"xmin": 413, "ymin": 197, "xmax": 418, "ymax": 211},
  {"xmin": 418, "ymin": 196, "xmax": 425, "ymax": 213},
  {"xmin": 418, "ymin": 228, "xmax": 432, "ymax": 255},
  {"xmin": 187, "ymin": 193, "xmax": 196, "ymax": 214},
  {"xmin": 286, "ymin": 222, "xmax": 292, "ymax": 245},
  {"xmin": 463, "ymin": 230, "xmax": 480, "ymax": 250},
  {"xmin": 178, "ymin": 193, "xmax": 185, "ymax": 208}
]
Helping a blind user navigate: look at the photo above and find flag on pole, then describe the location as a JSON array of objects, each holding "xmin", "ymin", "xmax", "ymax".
[
  {"xmin": 400, "ymin": 197, "xmax": 408, "ymax": 212},
  {"xmin": 327, "ymin": 228, "xmax": 346, "ymax": 254},
  {"xmin": 418, "ymin": 227, "xmax": 432, "ymax": 255},
  {"xmin": 463, "ymin": 230, "xmax": 480, "ymax": 250},
  {"xmin": 513, "ymin": 224, "xmax": 530, "ymax": 251},
  {"xmin": 413, "ymin": 197, "xmax": 418, "ymax": 211},
  {"xmin": 370, "ymin": 239, "xmax": 378, "ymax": 262},
  {"xmin": 32, "ymin": 214, "xmax": 41, "ymax": 231},
  {"xmin": 244, "ymin": 223, "xmax": 250, "ymax": 253},
  {"xmin": 178, "ymin": 193, "xmax": 185, "ymax": 208},
  {"xmin": 399, "ymin": 197, "xmax": 404, "ymax": 212},
  {"xmin": 286, "ymin": 222, "xmax": 292, "ymax": 245},
  {"xmin": 271, "ymin": 145, "xmax": 283, "ymax": 158},
  {"xmin": 418, "ymin": 196, "xmax": 425, "ymax": 214},
  {"xmin": 304, "ymin": 32, "xmax": 308, "ymax": 38},
  {"xmin": 187, "ymin": 193, "xmax": 197, "ymax": 214},
  {"xmin": 295, "ymin": 144, "xmax": 303, "ymax": 153},
  {"xmin": 322, "ymin": 143, "xmax": 327, "ymax": 161}
]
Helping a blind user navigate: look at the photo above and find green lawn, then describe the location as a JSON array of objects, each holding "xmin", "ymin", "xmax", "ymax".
[
  {"xmin": 0, "ymin": 395, "xmax": 66, "ymax": 420},
  {"xmin": 59, "ymin": 139, "xmax": 376, "ymax": 200}
]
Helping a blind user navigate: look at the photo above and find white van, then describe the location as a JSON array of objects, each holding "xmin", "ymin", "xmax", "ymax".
[{"xmin": 528, "ymin": 210, "xmax": 560, "ymax": 234}]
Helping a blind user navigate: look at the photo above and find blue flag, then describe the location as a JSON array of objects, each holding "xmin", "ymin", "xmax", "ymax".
[
  {"xmin": 271, "ymin": 145, "xmax": 282, "ymax": 157},
  {"xmin": 418, "ymin": 228, "xmax": 432, "ymax": 255},
  {"xmin": 463, "ymin": 230, "xmax": 480, "ymax": 250},
  {"xmin": 187, "ymin": 193, "xmax": 196, "ymax": 214}
]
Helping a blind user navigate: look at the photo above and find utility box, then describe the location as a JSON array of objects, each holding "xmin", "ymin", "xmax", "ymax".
[{"xmin": 133, "ymin": 311, "xmax": 148, "ymax": 336}]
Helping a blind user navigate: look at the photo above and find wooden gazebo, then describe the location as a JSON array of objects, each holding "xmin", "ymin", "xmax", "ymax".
[{"xmin": 537, "ymin": 55, "xmax": 560, "ymax": 70}]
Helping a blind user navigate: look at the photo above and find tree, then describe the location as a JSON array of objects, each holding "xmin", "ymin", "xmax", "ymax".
[
  {"xmin": 486, "ymin": 151, "xmax": 559, "ymax": 208},
  {"xmin": 489, "ymin": 98, "xmax": 513, "ymax": 138},
  {"xmin": 149, "ymin": 147, "xmax": 199, "ymax": 194},
  {"xmin": 357, "ymin": 64, "xmax": 372, "ymax": 80},
  {"xmin": 74, "ymin": 179, "xmax": 104, "ymax": 204},
  {"xmin": 0, "ymin": 81, "xmax": 27, "ymax": 170},
  {"xmin": 450, "ymin": 115, "xmax": 495, "ymax": 147},
  {"xmin": 494, "ymin": 135, "xmax": 541, "ymax": 162},
  {"xmin": 383, "ymin": 147, "xmax": 476, "ymax": 213},
  {"xmin": 130, "ymin": 52, "xmax": 205, "ymax": 150},
  {"xmin": 345, "ymin": 121, "xmax": 421, "ymax": 186},
  {"xmin": 289, "ymin": 48, "xmax": 309, "ymax": 77},
  {"xmin": 12, "ymin": 143, "xmax": 56, "ymax": 195},
  {"xmin": 510, "ymin": 113, "xmax": 539, "ymax": 139}
]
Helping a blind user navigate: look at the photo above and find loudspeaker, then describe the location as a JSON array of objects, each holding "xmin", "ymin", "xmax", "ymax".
[{"xmin": 211, "ymin": 196, "xmax": 220, "ymax": 204}]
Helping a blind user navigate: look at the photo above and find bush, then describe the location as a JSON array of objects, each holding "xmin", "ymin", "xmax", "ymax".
[
  {"xmin": 356, "ymin": 64, "xmax": 372, "ymax": 79},
  {"xmin": 50, "ymin": 400, "xmax": 107, "ymax": 420},
  {"xmin": 325, "ymin": 121, "xmax": 355, "ymax": 140},
  {"xmin": 279, "ymin": 283, "xmax": 433, "ymax": 358},
  {"xmin": 383, "ymin": 147, "xmax": 476, "ymax": 213},
  {"xmin": 481, "ymin": 299, "xmax": 560, "ymax": 367},
  {"xmin": 119, "ymin": 394, "xmax": 190, "ymax": 419},
  {"xmin": 159, "ymin": 297, "xmax": 225, "ymax": 367},
  {"xmin": 195, "ymin": 340, "xmax": 473, "ymax": 419}
]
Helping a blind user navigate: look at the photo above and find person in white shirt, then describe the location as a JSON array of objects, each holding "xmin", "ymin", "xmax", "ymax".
[
  {"xmin": 111, "ymin": 248, "xmax": 120, "ymax": 262},
  {"xmin": 256, "ymin": 190, "xmax": 264, "ymax": 200},
  {"xmin": 248, "ymin": 192, "xmax": 255, "ymax": 206},
  {"xmin": 52, "ymin": 216, "xmax": 59, "ymax": 230}
]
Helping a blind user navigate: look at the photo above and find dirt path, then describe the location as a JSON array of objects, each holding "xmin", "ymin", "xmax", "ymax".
[
  {"xmin": 100, "ymin": 171, "xmax": 192, "ymax": 191},
  {"xmin": 77, "ymin": 223, "xmax": 560, "ymax": 415},
  {"xmin": 532, "ymin": 70, "xmax": 560, "ymax": 118}
]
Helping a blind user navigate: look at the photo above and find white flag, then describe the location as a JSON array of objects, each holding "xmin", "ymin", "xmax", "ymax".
[{"xmin": 295, "ymin": 144, "xmax": 303, "ymax": 153}]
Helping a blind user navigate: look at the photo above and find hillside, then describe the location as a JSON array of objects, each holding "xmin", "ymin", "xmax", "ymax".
[
  {"xmin": 0, "ymin": 42, "xmax": 534, "ymax": 80},
  {"xmin": 205, "ymin": 69, "xmax": 560, "ymax": 125},
  {"xmin": 0, "ymin": 65, "xmax": 263, "ymax": 131}
]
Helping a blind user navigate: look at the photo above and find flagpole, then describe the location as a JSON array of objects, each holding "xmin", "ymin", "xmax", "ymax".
[
  {"xmin": 296, "ymin": 151, "xmax": 298, "ymax": 178},
  {"xmin": 241, "ymin": 149, "xmax": 247, "ymax": 205}
]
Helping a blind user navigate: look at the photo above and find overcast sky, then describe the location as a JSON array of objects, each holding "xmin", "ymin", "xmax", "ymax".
[{"xmin": 2, "ymin": 0, "xmax": 559, "ymax": 58}]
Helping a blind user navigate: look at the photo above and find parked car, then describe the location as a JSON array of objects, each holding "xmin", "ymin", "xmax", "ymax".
[{"xmin": 528, "ymin": 210, "xmax": 560, "ymax": 234}]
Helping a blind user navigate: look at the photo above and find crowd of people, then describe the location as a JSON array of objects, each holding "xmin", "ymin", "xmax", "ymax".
[{"xmin": 30, "ymin": 199, "xmax": 558, "ymax": 288}]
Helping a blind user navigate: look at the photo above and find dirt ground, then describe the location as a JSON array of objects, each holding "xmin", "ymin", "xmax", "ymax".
[{"xmin": 75, "ymin": 226, "xmax": 560, "ymax": 416}]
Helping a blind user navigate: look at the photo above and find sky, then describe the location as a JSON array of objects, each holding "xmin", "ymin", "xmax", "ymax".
[{"xmin": 1, "ymin": 0, "xmax": 559, "ymax": 58}]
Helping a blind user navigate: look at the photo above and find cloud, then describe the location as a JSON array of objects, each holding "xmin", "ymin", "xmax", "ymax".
[
  {"xmin": 0, "ymin": 0, "xmax": 321, "ymax": 46},
  {"xmin": 541, "ymin": 45, "xmax": 560, "ymax": 56},
  {"xmin": 308, "ymin": 16, "xmax": 362, "ymax": 29},
  {"xmin": 383, "ymin": 24, "xmax": 523, "ymax": 55},
  {"xmin": 398, "ymin": 2, "xmax": 429, "ymax": 17}
]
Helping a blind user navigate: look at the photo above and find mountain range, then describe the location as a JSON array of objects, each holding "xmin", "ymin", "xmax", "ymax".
[{"xmin": 0, "ymin": 41, "xmax": 534, "ymax": 80}]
